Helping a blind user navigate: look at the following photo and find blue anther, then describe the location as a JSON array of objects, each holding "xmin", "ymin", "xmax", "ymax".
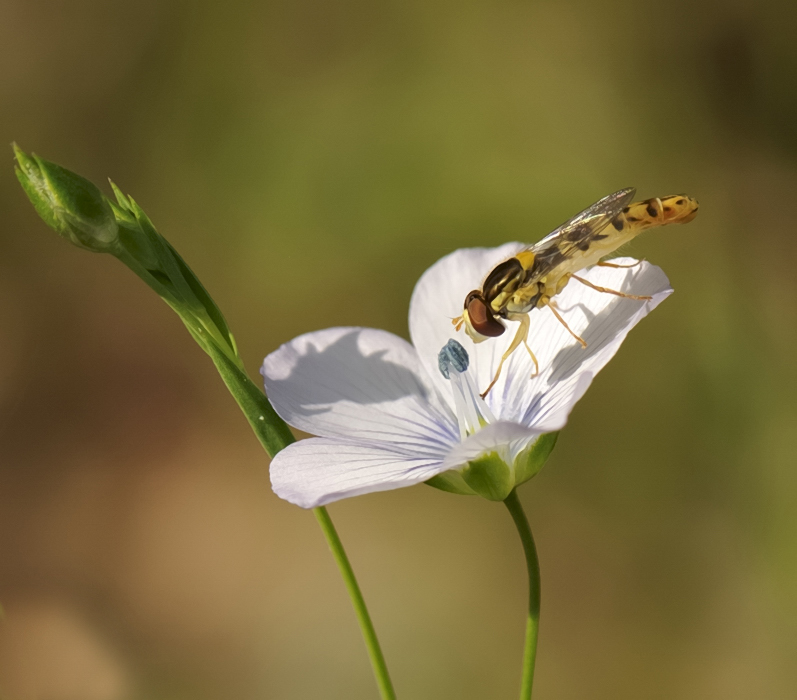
[{"xmin": 438, "ymin": 339, "xmax": 470, "ymax": 379}]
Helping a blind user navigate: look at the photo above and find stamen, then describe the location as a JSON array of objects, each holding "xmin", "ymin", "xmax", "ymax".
[{"xmin": 438, "ymin": 339, "xmax": 495, "ymax": 439}]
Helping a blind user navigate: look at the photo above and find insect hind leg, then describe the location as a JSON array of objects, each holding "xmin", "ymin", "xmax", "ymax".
[
  {"xmin": 596, "ymin": 259, "xmax": 643, "ymax": 269},
  {"xmin": 571, "ymin": 274, "xmax": 652, "ymax": 301},
  {"xmin": 548, "ymin": 302, "xmax": 587, "ymax": 348}
]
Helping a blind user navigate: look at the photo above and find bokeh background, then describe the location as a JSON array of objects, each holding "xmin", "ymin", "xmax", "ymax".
[{"xmin": 1, "ymin": 0, "xmax": 796, "ymax": 698}]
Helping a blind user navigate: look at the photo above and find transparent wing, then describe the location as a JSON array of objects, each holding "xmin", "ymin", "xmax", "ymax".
[{"xmin": 527, "ymin": 187, "xmax": 636, "ymax": 253}]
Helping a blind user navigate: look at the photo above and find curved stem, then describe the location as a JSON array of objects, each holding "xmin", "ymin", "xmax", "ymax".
[
  {"xmin": 200, "ymin": 321, "xmax": 399, "ymax": 698},
  {"xmin": 503, "ymin": 488, "xmax": 541, "ymax": 700},
  {"xmin": 14, "ymin": 155, "xmax": 397, "ymax": 699},
  {"xmin": 315, "ymin": 506, "xmax": 397, "ymax": 700}
]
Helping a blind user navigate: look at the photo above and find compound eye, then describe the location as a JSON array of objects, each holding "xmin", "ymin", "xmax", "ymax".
[{"xmin": 465, "ymin": 291, "xmax": 506, "ymax": 338}]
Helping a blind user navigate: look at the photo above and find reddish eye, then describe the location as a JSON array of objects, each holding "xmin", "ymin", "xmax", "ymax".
[{"xmin": 465, "ymin": 291, "xmax": 506, "ymax": 337}]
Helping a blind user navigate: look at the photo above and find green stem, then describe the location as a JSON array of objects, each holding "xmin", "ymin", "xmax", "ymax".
[
  {"xmin": 122, "ymin": 246, "xmax": 395, "ymax": 700},
  {"xmin": 206, "ymin": 345, "xmax": 397, "ymax": 699},
  {"xmin": 503, "ymin": 488, "xmax": 541, "ymax": 700},
  {"xmin": 13, "ymin": 149, "xmax": 397, "ymax": 698},
  {"xmin": 315, "ymin": 507, "xmax": 397, "ymax": 700},
  {"xmin": 204, "ymin": 340, "xmax": 296, "ymax": 456}
]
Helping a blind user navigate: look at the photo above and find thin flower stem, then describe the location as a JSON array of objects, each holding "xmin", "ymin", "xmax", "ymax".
[
  {"xmin": 207, "ymin": 351, "xmax": 397, "ymax": 698},
  {"xmin": 503, "ymin": 488, "xmax": 541, "ymax": 700},
  {"xmin": 13, "ymin": 152, "xmax": 397, "ymax": 700},
  {"xmin": 314, "ymin": 506, "xmax": 398, "ymax": 700}
]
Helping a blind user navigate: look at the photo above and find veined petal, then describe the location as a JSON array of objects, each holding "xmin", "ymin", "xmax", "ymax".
[
  {"xmin": 270, "ymin": 437, "xmax": 449, "ymax": 508},
  {"xmin": 440, "ymin": 421, "xmax": 543, "ymax": 471},
  {"xmin": 485, "ymin": 259, "xmax": 673, "ymax": 429},
  {"xmin": 410, "ymin": 246, "xmax": 672, "ymax": 430},
  {"xmin": 409, "ymin": 243, "xmax": 524, "ymax": 412},
  {"xmin": 262, "ymin": 327, "xmax": 457, "ymax": 449}
]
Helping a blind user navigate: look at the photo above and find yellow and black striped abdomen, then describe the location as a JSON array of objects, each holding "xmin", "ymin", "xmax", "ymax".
[{"xmin": 613, "ymin": 194, "xmax": 699, "ymax": 234}]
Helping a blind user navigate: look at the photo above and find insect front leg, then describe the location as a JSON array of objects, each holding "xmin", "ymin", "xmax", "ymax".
[
  {"xmin": 480, "ymin": 312, "xmax": 532, "ymax": 399},
  {"xmin": 571, "ymin": 274, "xmax": 652, "ymax": 301}
]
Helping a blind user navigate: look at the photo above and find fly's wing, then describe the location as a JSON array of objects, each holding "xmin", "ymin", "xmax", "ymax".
[{"xmin": 524, "ymin": 187, "xmax": 636, "ymax": 278}]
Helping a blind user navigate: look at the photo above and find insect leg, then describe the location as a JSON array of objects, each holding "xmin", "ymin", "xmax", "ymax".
[
  {"xmin": 522, "ymin": 340, "xmax": 539, "ymax": 378},
  {"xmin": 548, "ymin": 303, "xmax": 587, "ymax": 348},
  {"xmin": 506, "ymin": 312, "xmax": 540, "ymax": 378},
  {"xmin": 480, "ymin": 313, "xmax": 530, "ymax": 399},
  {"xmin": 596, "ymin": 260, "xmax": 642, "ymax": 269},
  {"xmin": 571, "ymin": 274, "xmax": 652, "ymax": 301}
]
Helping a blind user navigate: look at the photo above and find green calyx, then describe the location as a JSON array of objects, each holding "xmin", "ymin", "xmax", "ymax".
[
  {"xmin": 514, "ymin": 432, "xmax": 558, "ymax": 485},
  {"xmin": 426, "ymin": 432, "xmax": 559, "ymax": 500},
  {"xmin": 462, "ymin": 452, "xmax": 514, "ymax": 501}
]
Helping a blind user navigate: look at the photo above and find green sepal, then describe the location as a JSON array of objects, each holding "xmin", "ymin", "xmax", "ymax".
[
  {"xmin": 13, "ymin": 144, "xmax": 119, "ymax": 253},
  {"xmin": 425, "ymin": 470, "xmax": 478, "ymax": 496},
  {"xmin": 109, "ymin": 179, "xmax": 132, "ymax": 212},
  {"xmin": 461, "ymin": 452, "xmax": 514, "ymax": 501},
  {"xmin": 107, "ymin": 179, "xmax": 240, "ymax": 368},
  {"xmin": 425, "ymin": 432, "xmax": 558, "ymax": 499},
  {"xmin": 514, "ymin": 432, "xmax": 558, "ymax": 486},
  {"xmin": 164, "ymin": 237, "xmax": 239, "ymax": 359}
]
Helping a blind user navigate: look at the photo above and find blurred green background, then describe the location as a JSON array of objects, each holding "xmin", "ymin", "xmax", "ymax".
[{"xmin": 1, "ymin": 0, "xmax": 796, "ymax": 698}]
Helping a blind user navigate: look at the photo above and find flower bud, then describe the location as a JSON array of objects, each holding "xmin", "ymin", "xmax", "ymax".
[{"xmin": 13, "ymin": 144, "xmax": 119, "ymax": 253}]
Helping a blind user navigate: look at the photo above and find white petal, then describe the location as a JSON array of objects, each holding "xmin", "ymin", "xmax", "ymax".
[
  {"xmin": 411, "ymin": 247, "xmax": 672, "ymax": 429},
  {"xmin": 440, "ymin": 421, "xmax": 543, "ymax": 470},
  {"xmin": 409, "ymin": 243, "xmax": 524, "ymax": 411},
  {"xmin": 270, "ymin": 437, "xmax": 448, "ymax": 508},
  {"xmin": 262, "ymin": 327, "xmax": 457, "ymax": 450},
  {"xmin": 484, "ymin": 259, "xmax": 673, "ymax": 429}
]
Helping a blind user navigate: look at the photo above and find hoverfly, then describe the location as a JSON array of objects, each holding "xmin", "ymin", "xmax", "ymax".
[{"xmin": 454, "ymin": 188, "xmax": 699, "ymax": 397}]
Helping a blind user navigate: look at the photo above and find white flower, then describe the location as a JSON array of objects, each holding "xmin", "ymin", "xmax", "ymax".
[{"xmin": 261, "ymin": 244, "xmax": 672, "ymax": 508}]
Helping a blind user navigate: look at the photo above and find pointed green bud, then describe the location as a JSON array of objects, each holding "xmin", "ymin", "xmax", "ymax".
[
  {"xmin": 13, "ymin": 144, "xmax": 119, "ymax": 253},
  {"xmin": 426, "ymin": 432, "xmax": 559, "ymax": 500}
]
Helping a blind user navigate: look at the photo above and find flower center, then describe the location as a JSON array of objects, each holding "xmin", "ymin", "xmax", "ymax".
[{"xmin": 438, "ymin": 339, "xmax": 495, "ymax": 440}]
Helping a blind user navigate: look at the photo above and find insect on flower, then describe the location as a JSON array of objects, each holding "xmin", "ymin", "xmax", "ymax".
[
  {"xmin": 454, "ymin": 188, "xmax": 699, "ymax": 397},
  {"xmin": 262, "ymin": 248, "xmax": 674, "ymax": 508}
]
